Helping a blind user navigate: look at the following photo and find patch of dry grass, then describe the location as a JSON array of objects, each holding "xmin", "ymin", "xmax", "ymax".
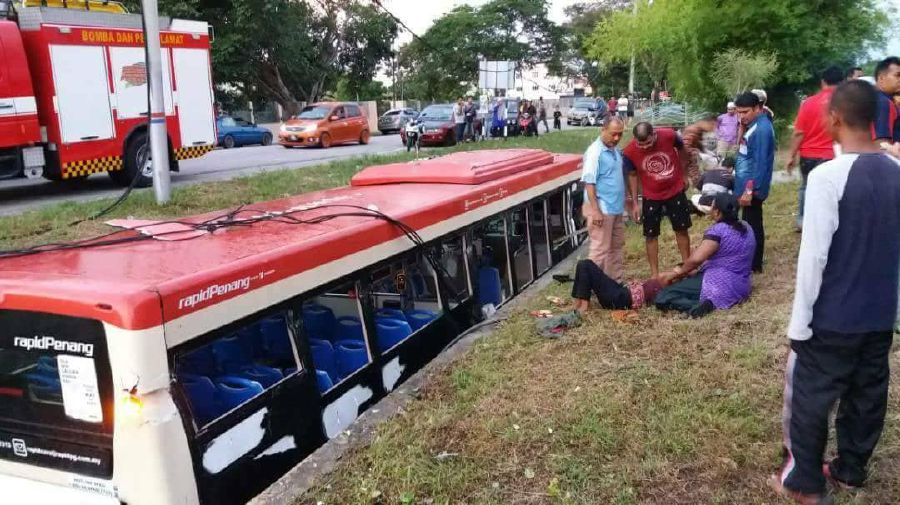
[{"xmin": 301, "ymin": 182, "xmax": 900, "ymax": 505}]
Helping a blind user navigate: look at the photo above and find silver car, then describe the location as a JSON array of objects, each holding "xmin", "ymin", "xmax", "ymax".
[
  {"xmin": 567, "ymin": 106, "xmax": 592, "ymax": 126},
  {"xmin": 378, "ymin": 108, "xmax": 419, "ymax": 134}
]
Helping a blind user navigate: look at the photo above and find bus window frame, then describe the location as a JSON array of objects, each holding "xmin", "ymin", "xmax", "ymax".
[
  {"xmin": 170, "ymin": 301, "xmax": 307, "ymax": 437},
  {"xmin": 509, "ymin": 205, "xmax": 535, "ymax": 293}
]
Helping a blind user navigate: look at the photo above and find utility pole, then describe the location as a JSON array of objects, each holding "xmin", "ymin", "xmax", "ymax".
[
  {"xmin": 142, "ymin": 0, "xmax": 172, "ymax": 205},
  {"xmin": 628, "ymin": 0, "xmax": 637, "ymax": 95}
]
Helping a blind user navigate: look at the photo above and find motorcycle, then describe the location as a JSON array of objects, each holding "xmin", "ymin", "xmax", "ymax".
[
  {"xmin": 519, "ymin": 113, "xmax": 536, "ymax": 137},
  {"xmin": 404, "ymin": 119, "xmax": 424, "ymax": 154}
]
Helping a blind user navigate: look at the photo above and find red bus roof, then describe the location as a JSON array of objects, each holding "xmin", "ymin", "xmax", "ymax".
[{"xmin": 0, "ymin": 149, "xmax": 581, "ymax": 330}]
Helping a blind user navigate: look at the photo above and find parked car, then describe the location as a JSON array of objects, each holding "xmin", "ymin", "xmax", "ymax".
[
  {"xmin": 279, "ymin": 102, "xmax": 370, "ymax": 148},
  {"xmin": 217, "ymin": 116, "xmax": 273, "ymax": 148},
  {"xmin": 567, "ymin": 105, "xmax": 593, "ymax": 126},
  {"xmin": 399, "ymin": 104, "xmax": 457, "ymax": 147},
  {"xmin": 378, "ymin": 108, "xmax": 419, "ymax": 134}
]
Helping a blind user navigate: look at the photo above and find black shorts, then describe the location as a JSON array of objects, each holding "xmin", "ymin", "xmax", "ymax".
[{"xmin": 642, "ymin": 192, "xmax": 692, "ymax": 238}]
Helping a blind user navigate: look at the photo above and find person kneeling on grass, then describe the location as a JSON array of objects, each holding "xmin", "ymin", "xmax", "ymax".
[{"xmin": 654, "ymin": 192, "xmax": 755, "ymax": 318}]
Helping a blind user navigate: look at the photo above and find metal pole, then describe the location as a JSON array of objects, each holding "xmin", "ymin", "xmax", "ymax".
[
  {"xmin": 142, "ymin": 0, "xmax": 171, "ymax": 205},
  {"xmin": 628, "ymin": 1, "xmax": 637, "ymax": 95}
]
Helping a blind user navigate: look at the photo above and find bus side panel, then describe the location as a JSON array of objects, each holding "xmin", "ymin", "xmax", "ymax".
[{"xmin": 104, "ymin": 324, "xmax": 200, "ymax": 505}]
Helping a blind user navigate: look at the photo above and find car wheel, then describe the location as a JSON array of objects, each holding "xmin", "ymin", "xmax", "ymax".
[
  {"xmin": 261, "ymin": 133, "xmax": 273, "ymax": 146},
  {"xmin": 320, "ymin": 132, "xmax": 332, "ymax": 149},
  {"xmin": 109, "ymin": 131, "xmax": 153, "ymax": 188},
  {"xmin": 222, "ymin": 135, "xmax": 235, "ymax": 149},
  {"xmin": 359, "ymin": 130, "xmax": 370, "ymax": 145},
  {"xmin": 445, "ymin": 131, "xmax": 456, "ymax": 147}
]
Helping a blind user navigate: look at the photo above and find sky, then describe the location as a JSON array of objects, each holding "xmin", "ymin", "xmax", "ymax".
[{"xmin": 379, "ymin": 0, "xmax": 583, "ymax": 46}]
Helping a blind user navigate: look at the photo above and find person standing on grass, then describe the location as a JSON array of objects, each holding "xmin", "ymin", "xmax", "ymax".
[
  {"xmin": 733, "ymin": 91, "xmax": 775, "ymax": 273},
  {"xmin": 872, "ymin": 57, "xmax": 900, "ymax": 149},
  {"xmin": 538, "ymin": 97, "xmax": 549, "ymax": 133},
  {"xmin": 623, "ymin": 122, "xmax": 692, "ymax": 278},
  {"xmin": 786, "ymin": 66, "xmax": 843, "ymax": 233},
  {"xmin": 581, "ymin": 116, "xmax": 627, "ymax": 281},
  {"xmin": 453, "ymin": 97, "xmax": 465, "ymax": 143},
  {"xmin": 770, "ymin": 79, "xmax": 900, "ymax": 505},
  {"xmin": 617, "ymin": 94, "xmax": 629, "ymax": 120},
  {"xmin": 463, "ymin": 96, "xmax": 476, "ymax": 141},
  {"xmin": 716, "ymin": 102, "xmax": 740, "ymax": 157}
]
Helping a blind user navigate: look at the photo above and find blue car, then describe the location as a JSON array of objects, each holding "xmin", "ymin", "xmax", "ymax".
[{"xmin": 216, "ymin": 116, "xmax": 273, "ymax": 148}]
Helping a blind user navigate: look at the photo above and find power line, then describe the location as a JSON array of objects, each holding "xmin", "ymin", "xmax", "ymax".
[{"xmin": 369, "ymin": 0, "xmax": 441, "ymax": 53}]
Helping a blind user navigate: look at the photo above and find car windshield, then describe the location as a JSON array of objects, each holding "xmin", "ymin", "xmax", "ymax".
[
  {"xmin": 383, "ymin": 110, "xmax": 400, "ymax": 116},
  {"xmin": 418, "ymin": 106, "xmax": 452, "ymax": 121},
  {"xmin": 506, "ymin": 102, "xmax": 519, "ymax": 113},
  {"xmin": 297, "ymin": 106, "xmax": 331, "ymax": 120},
  {"xmin": 573, "ymin": 106, "xmax": 591, "ymax": 112}
]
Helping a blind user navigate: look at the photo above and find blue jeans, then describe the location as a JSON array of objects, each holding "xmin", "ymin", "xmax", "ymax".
[
  {"xmin": 455, "ymin": 123, "xmax": 465, "ymax": 142},
  {"xmin": 797, "ymin": 158, "xmax": 828, "ymax": 227}
]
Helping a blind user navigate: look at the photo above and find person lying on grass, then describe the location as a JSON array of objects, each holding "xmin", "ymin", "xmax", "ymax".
[
  {"xmin": 654, "ymin": 192, "xmax": 756, "ymax": 317},
  {"xmin": 571, "ymin": 193, "xmax": 755, "ymax": 319}
]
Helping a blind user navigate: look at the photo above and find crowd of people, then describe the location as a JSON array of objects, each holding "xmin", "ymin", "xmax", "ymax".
[{"xmin": 570, "ymin": 59, "xmax": 900, "ymax": 505}]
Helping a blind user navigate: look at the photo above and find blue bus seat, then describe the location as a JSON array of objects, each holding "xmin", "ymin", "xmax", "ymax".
[
  {"xmin": 215, "ymin": 376, "xmax": 264, "ymax": 411},
  {"xmin": 334, "ymin": 340, "xmax": 368, "ymax": 380}
]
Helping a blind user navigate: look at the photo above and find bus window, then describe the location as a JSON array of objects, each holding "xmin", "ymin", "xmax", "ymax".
[
  {"xmin": 548, "ymin": 191, "xmax": 567, "ymax": 253},
  {"xmin": 369, "ymin": 252, "xmax": 442, "ymax": 354},
  {"xmin": 569, "ymin": 183, "xmax": 587, "ymax": 244},
  {"xmin": 304, "ymin": 280, "xmax": 371, "ymax": 392},
  {"xmin": 530, "ymin": 200, "xmax": 551, "ymax": 274},
  {"xmin": 510, "ymin": 208, "xmax": 533, "ymax": 291},
  {"xmin": 469, "ymin": 217, "xmax": 512, "ymax": 312},
  {"xmin": 436, "ymin": 235, "xmax": 470, "ymax": 309},
  {"xmin": 174, "ymin": 310, "xmax": 298, "ymax": 428}
]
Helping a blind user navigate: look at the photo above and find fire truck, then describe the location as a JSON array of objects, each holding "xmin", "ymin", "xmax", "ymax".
[{"xmin": 0, "ymin": 0, "xmax": 216, "ymax": 187}]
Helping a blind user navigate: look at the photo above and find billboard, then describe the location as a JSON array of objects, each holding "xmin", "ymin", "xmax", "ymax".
[{"xmin": 478, "ymin": 60, "xmax": 516, "ymax": 90}]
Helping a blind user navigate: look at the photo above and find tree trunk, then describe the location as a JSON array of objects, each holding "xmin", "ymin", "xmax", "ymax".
[{"xmin": 257, "ymin": 61, "xmax": 300, "ymax": 117}]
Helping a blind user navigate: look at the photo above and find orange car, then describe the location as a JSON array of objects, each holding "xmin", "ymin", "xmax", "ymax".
[{"xmin": 279, "ymin": 102, "xmax": 370, "ymax": 148}]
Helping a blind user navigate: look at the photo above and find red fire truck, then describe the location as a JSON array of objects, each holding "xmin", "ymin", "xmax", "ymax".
[{"xmin": 0, "ymin": 0, "xmax": 216, "ymax": 187}]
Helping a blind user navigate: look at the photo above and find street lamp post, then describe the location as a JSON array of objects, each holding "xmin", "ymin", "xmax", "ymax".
[{"xmin": 141, "ymin": 0, "xmax": 172, "ymax": 205}]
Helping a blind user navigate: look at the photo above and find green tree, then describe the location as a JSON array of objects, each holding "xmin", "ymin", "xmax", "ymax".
[
  {"xmin": 124, "ymin": 0, "xmax": 397, "ymax": 116},
  {"xmin": 561, "ymin": 1, "xmax": 630, "ymax": 97},
  {"xmin": 586, "ymin": 0, "xmax": 889, "ymax": 110},
  {"xmin": 399, "ymin": 0, "xmax": 565, "ymax": 101},
  {"xmin": 710, "ymin": 49, "xmax": 779, "ymax": 98}
]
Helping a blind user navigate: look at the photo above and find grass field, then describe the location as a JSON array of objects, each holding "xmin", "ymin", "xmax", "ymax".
[{"xmin": 296, "ymin": 178, "xmax": 900, "ymax": 502}]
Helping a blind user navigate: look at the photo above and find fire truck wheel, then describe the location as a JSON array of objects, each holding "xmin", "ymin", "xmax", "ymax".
[
  {"xmin": 110, "ymin": 132, "xmax": 153, "ymax": 188},
  {"xmin": 222, "ymin": 135, "xmax": 236, "ymax": 149}
]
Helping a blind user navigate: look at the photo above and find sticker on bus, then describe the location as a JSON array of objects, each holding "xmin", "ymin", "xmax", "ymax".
[{"xmin": 57, "ymin": 355, "xmax": 103, "ymax": 423}]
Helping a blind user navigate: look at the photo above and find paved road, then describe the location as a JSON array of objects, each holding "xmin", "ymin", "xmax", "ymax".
[{"xmin": 0, "ymin": 134, "xmax": 406, "ymax": 216}]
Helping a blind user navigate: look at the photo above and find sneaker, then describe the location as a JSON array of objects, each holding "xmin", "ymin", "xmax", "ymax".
[
  {"xmin": 823, "ymin": 461, "xmax": 861, "ymax": 492},
  {"xmin": 767, "ymin": 474, "xmax": 834, "ymax": 505}
]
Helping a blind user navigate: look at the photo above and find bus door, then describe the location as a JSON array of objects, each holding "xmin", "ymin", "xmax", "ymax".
[{"xmin": 170, "ymin": 305, "xmax": 321, "ymax": 505}]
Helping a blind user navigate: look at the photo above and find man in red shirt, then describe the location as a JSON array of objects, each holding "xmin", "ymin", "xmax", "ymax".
[
  {"xmin": 624, "ymin": 122, "xmax": 692, "ymax": 277},
  {"xmin": 786, "ymin": 66, "xmax": 843, "ymax": 232}
]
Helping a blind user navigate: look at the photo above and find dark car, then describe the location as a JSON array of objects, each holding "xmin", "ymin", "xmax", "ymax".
[
  {"xmin": 503, "ymin": 98, "xmax": 522, "ymax": 136},
  {"xmin": 399, "ymin": 104, "xmax": 457, "ymax": 147},
  {"xmin": 378, "ymin": 108, "xmax": 419, "ymax": 134},
  {"xmin": 217, "ymin": 116, "xmax": 273, "ymax": 148}
]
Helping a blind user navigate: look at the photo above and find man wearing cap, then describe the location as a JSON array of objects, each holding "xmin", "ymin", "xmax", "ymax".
[
  {"xmin": 581, "ymin": 116, "xmax": 627, "ymax": 281},
  {"xmin": 716, "ymin": 102, "xmax": 740, "ymax": 157}
]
